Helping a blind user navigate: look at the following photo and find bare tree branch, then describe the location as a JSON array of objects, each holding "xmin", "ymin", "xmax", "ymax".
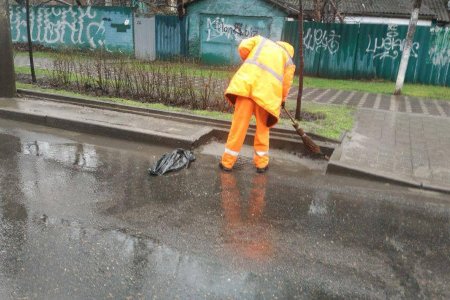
[
  {"xmin": 312, "ymin": 0, "xmax": 343, "ymax": 23},
  {"xmin": 329, "ymin": 0, "xmax": 344, "ymax": 22}
]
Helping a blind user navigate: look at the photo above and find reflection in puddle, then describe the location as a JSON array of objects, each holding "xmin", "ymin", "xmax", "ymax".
[
  {"xmin": 22, "ymin": 141, "xmax": 100, "ymax": 170},
  {"xmin": 308, "ymin": 190, "xmax": 332, "ymax": 216},
  {"xmin": 21, "ymin": 214, "xmax": 256, "ymax": 298},
  {"xmin": 220, "ymin": 173, "xmax": 273, "ymax": 261}
]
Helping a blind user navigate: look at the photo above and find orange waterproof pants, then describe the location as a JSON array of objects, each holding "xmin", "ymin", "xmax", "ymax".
[{"xmin": 221, "ymin": 96, "xmax": 270, "ymax": 169}]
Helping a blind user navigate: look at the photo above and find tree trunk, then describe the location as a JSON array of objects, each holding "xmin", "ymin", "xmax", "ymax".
[
  {"xmin": 177, "ymin": 0, "xmax": 184, "ymax": 19},
  {"xmin": 394, "ymin": 0, "xmax": 422, "ymax": 95},
  {"xmin": 295, "ymin": 0, "xmax": 304, "ymax": 120},
  {"xmin": 0, "ymin": 0, "xmax": 16, "ymax": 98},
  {"xmin": 26, "ymin": 0, "xmax": 36, "ymax": 83}
]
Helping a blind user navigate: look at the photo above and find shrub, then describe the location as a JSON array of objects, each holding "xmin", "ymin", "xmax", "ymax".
[{"xmin": 47, "ymin": 53, "xmax": 230, "ymax": 112}]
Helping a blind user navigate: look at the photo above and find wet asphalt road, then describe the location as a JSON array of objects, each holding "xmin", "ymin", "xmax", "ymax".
[{"xmin": 0, "ymin": 118, "xmax": 450, "ymax": 299}]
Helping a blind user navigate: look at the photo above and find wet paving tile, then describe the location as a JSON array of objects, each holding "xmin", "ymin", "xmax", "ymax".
[
  {"xmin": 409, "ymin": 98, "xmax": 424, "ymax": 114},
  {"xmin": 347, "ymin": 95, "xmax": 362, "ymax": 106},
  {"xmin": 379, "ymin": 95, "xmax": 391, "ymax": 110},
  {"xmin": 303, "ymin": 89, "xmax": 323, "ymax": 101},
  {"xmin": 363, "ymin": 95, "xmax": 377, "ymax": 108},
  {"xmin": 425, "ymin": 100, "xmax": 441, "ymax": 116},
  {"xmin": 397, "ymin": 100, "xmax": 407, "ymax": 113},
  {"xmin": 331, "ymin": 91, "xmax": 351, "ymax": 104},
  {"xmin": 314, "ymin": 90, "xmax": 334, "ymax": 103},
  {"xmin": 440, "ymin": 101, "xmax": 450, "ymax": 116}
]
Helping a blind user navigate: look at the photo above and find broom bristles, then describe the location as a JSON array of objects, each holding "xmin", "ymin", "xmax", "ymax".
[
  {"xmin": 301, "ymin": 134, "xmax": 321, "ymax": 154},
  {"xmin": 284, "ymin": 107, "xmax": 325, "ymax": 157},
  {"xmin": 293, "ymin": 122, "xmax": 322, "ymax": 154}
]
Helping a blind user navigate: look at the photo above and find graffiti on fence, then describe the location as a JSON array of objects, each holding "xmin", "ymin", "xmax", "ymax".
[
  {"xmin": 365, "ymin": 25, "xmax": 420, "ymax": 60},
  {"xmin": 206, "ymin": 17, "xmax": 262, "ymax": 42},
  {"xmin": 303, "ymin": 28, "xmax": 341, "ymax": 55},
  {"xmin": 10, "ymin": 6, "xmax": 106, "ymax": 48},
  {"xmin": 428, "ymin": 26, "xmax": 450, "ymax": 67},
  {"xmin": 283, "ymin": 21, "xmax": 450, "ymax": 85},
  {"xmin": 9, "ymin": 5, "xmax": 132, "ymax": 51}
]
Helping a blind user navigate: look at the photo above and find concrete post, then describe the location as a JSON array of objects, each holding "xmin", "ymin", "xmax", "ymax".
[
  {"xmin": 394, "ymin": 0, "xmax": 422, "ymax": 95},
  {"xmin": 0, "ymin": 0, "xmax": 16, "ymax": 98}
]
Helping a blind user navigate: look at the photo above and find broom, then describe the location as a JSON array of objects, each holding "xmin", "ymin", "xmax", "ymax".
[{"xmin": 282, "ymin": 107, "xmax": 328, "ymax": 160}]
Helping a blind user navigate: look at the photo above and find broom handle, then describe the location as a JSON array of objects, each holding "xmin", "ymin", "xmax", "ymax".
[
  {"xmin": 283, "ymin": 106, "xmax": 297, "ymax": 124},
  {"xmin": 283, "ymin": 106, "xmax": 307, "ymax": 137}
]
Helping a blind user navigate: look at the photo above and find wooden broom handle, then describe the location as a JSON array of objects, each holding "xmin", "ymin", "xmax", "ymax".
[
  {"xmin": 283, "ymin": 107, "xmax": 306, "ymax": 137},
  {"xmin": 283, "ymin": 106, "xmax": 296, "ymax": 124}
]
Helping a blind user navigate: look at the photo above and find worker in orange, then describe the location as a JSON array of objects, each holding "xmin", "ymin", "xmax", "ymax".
[{"xmin": 220, "ymin": 35, "xmax": 296, "ymax": 173}]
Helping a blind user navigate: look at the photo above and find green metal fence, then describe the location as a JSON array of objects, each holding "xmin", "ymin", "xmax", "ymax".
[
  {"xmin": 155, "ymin": 15, "xmax": 188, "ymax": 59},
  {"xmin": 282, "ymin": 21, "xmax": 450, "ymax": 86}
]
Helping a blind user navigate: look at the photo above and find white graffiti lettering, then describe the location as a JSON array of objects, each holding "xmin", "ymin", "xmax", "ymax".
[
  {"xmin": 9, "ymin": 6, "xmax": 107, "ymax": 50},
  {"xmin": 303, "ymin": 28, "xmax": 340, "ymax": 55},
  {"xmin": 206, "ymin": 17, "xmax": 261, "ymax": 42},
  {"xmin": 428, "ymin": 27, "xmax": 450, "ymax": 67},
  {"xmin": 366, "ymin": 25, "xmax": 419, "ymax": 60}
]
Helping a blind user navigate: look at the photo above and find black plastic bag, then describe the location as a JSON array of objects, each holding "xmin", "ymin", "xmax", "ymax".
[{"xmin": 148, "ymin": 149, "xmax": 196, "ymax": 176}]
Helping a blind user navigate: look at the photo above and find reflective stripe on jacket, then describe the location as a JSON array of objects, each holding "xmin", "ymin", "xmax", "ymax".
[{"xmin": 225, "ymin": 35, "xmax": 296, "ymax": 127}]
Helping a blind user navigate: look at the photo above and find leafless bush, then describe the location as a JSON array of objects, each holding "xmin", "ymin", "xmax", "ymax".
[
  {"xmin": 49, "ymin": 54, "xmax": 74, "ymax": 87},
  {"xmin": 47, "ymin": 53, "xmax": 229, "ymax": 112}
]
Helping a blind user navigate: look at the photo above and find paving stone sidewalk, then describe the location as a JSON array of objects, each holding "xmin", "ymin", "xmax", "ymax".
[
  {"xmin": 287, "ymin": 87, "xmax": 450, "ymax": 117},
  {"xmin": 312, "ymin": 85, "xmax": 450, "ymax": 192},
  {"xmin": 328, "ymin": 108, "xmax": 450, "ymax": 193}
]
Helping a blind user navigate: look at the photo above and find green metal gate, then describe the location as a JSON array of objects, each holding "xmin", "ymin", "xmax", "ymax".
[{"xmin": 155, "ymin": 15, "xmax": 188, "ymax": 59}]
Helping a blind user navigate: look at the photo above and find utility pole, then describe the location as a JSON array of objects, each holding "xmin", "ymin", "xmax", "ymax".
[
  {"xmin": 295, "ymin": 0, "xmax": 304, "ymax": 120},
  {"xmin": 0, "ymin": 0, "xmax": 16, "ymax": 97},
  {"xmin": 26, "ymin": 0, "xmax": 36, "ymax": 83},
  {"xmin": 394, "ymin": 0, "xmax": 422, "ymax": 95}
]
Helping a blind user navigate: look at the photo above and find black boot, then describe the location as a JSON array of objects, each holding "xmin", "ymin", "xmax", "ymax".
[
  {"xmin": 256, "ymin": 165, "xmax": 269, "ymax": 174},
  {"xmin": 219, "ymin": 162, "xmax": 232, "ymax": 172}
]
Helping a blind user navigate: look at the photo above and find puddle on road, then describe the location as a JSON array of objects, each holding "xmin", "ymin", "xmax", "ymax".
[
  {"xmin": 0, "ymin": 210, "xmax": 253, "ymax": 299},
  {"xmin": 1, "ymin": 118, "xmax": 450, "ymax": 298},
  {"xmin": 0, "ymin": 132, "xmax": 101, "ymax": 171},
  {"xmin": 0, "ymin": 118, "xmax": 171, "ymax": 173},
  {"xmin": 22, "ymin": 140, "xmax": 101, "ymax": 171},
  {"xmin": 200, "ymin": 141, "xmax": 327, "ymax": 173}
]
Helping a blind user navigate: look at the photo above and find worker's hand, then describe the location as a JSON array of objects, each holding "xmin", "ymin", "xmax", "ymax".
[{"xmin": 281, "ymin": 102, "xmax": 285, "ymax": 109}]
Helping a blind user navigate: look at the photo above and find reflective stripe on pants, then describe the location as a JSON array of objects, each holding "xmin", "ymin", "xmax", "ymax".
[{"xmin": 221, "ymin": 96, "xmax": 270, "ymax": 169}]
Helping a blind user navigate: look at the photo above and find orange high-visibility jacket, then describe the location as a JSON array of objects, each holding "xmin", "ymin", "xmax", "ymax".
[{"xmin": 225, "ymin": 35, "xmax": 296, "ymax": 127}]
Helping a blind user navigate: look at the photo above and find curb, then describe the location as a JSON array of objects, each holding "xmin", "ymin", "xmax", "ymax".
[
  {"xmin": 0, "ymin": 108, "xmax": 213, "ymax": 149},
  {"xmin": 16, "ymin": 89, "xmax": 339, "ymax": 156},
  {"xmin": 327, "ymin": 161, "xmax": 450, "ymax": 194},
  {"xmin": 326, "ymin": 134, "xmax": 450, "ymax": 194}
]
